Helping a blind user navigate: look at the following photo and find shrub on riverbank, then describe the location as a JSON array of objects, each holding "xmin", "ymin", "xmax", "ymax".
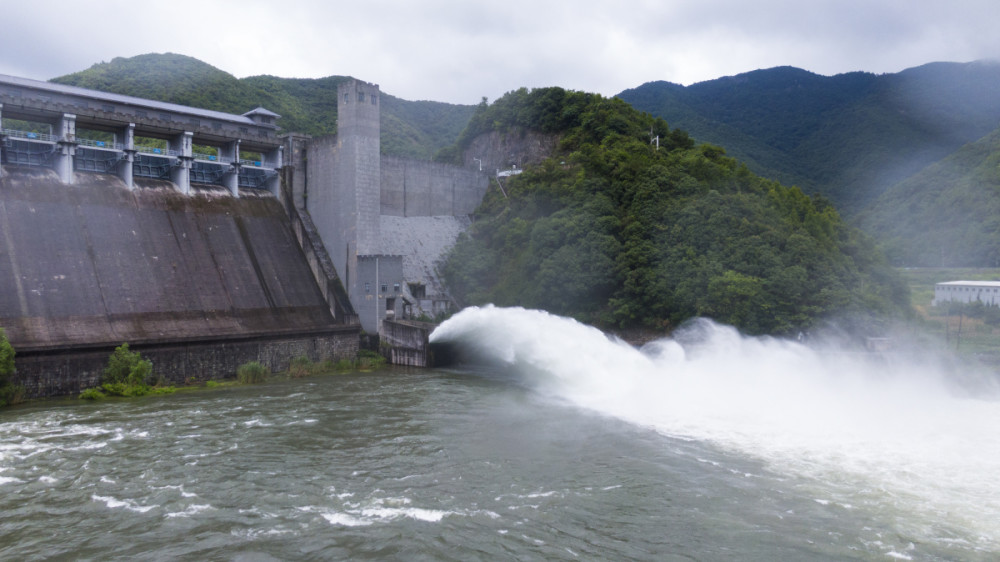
[
  {"xmin": 79, "ymin": 343, "xmax": 176, "ymax": 400},
  {"xmin": 0, "ymin": 328, "xmax": 25, "ymax": 407},
  {"xmin": 0, "ymin": 328, "xmax": 13, "ymax": 378},
  {"xmin": 237, "ymin": 361, "xmax": 269, "ymax": 384},
  {"xmin": 287, "ymin": 355, "xmax": 333, "ymax": 378},
  {"xmin": 103, "ymin": 343, "xmax": 152, "ymax": 387},
  {"xmin": 357, "ymin": 350, "xmax": 386, "ymax": 369}
]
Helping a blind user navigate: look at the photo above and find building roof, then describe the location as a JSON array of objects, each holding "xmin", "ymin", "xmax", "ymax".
[
  {"xmin": 0, "ymin": 73, "xmax": 268, "ymax": 126},
  {"xmin": 243, "ymin": 107, "xmax": 281, "ymax": 118},
  {"xmin": 935, "ymin": 280, "xmax": 1000, "ymax": 287}
]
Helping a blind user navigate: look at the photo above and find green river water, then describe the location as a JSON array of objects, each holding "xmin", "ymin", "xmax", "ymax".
[{"xmin": 2, "ymin": 307, "xmax": 999, "ymax": 560}]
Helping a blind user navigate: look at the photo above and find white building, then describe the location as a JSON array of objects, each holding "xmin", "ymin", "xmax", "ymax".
[{"xmin": 933, "ymin": 280, "xmax": 1000, "ymax": 306}]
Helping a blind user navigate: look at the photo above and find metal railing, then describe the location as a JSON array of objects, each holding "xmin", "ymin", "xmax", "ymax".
[
  {"xmin": 193, "ymin": 153, "xmax": 235, "ymax": 164},
  {"xmin": 134, "ymin": 145, "xmax": 179, "ymax": 157},
  {"xmin": 76, "ymin": 138, "xmax": 123, "ymax": 150},
  {"xmin": 1, "ymin": 128, "xmax": 58, "ymax": 142}
]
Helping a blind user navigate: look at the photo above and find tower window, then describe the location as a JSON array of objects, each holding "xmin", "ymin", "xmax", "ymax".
[
  {"xmin": 371, "ymin": 94, "xmax": 377, "ymax": 105},
  {"xmin": 344, "ymin": 93, "xmax": 349, "ymax": 103},
  {"xmin": 358, "ymin": 92, "xmax": 366, "ymax": 102}
]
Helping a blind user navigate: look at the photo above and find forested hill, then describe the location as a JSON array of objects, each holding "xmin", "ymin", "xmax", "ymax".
[
  {"xmin": 439, "ymin": 88, "xmax": 910, "ymax": 336},
  {"xmin": 617, "ymin": 61, "xmax": 1000, "ymax": 215},
  {"xmin": 859, "ymin": 123, "xmax": 1000, "ymax": 267},
  {"xmin": 51, "ymin": 53, "xmax": 475, "ymax": 160}
]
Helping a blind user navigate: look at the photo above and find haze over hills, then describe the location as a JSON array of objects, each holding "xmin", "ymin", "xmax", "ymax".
[
  {"xmin": 617, "ymin": 60, "xmax": 1000, "ymax": 216},
  {"xmin": 859, "ymin": 123, "xmax": 1000, "ymax": 267},
  {"xmin": 50, "ymin": 53, "xmax": 476, "ymax": 161}
]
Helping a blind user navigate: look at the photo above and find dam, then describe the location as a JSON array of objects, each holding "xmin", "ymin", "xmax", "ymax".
[
  {"xmin": 0, "ymin": 73, "xmax": 282, "ymax": 195},
  {"xmin": 0, "ymin": 73, "xmax": 489, "ymax": 396}
]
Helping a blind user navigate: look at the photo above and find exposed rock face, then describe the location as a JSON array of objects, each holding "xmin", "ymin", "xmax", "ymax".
[
  {"xmin": 462, "ymin": 129, "xmax": 559, "ymax": 175},
  {"xmin": 379, "ymin": 214, "xmax": 471, "ymax": 306}
]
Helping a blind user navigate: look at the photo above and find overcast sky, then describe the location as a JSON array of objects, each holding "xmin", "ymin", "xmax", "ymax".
[{"xmin": 2, "ymin": 0, "xmax": 998, "ymax": 105}]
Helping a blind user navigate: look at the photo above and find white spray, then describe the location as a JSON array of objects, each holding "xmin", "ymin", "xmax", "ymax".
[{"xmin": 431, "ymin": 305, "xmax": 1000, "ymax": 549}]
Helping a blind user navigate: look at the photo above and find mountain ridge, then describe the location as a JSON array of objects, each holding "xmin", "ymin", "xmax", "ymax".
[
  {"xmin": 50, "ymin": 53, "xmax": 476, "ymax": 160},
  {"xmin": 617, "ymin": 60, "xmax": 1000, "ymax": 215}
]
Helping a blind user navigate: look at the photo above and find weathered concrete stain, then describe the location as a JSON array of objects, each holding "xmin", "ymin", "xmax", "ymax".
[
  {"xmin": 0, "ymin": 167, "xmax": 359, "ymax": 396},
  {"xmin": 0, "ymin": 168, "xmax": 336, "ymax": 352}
]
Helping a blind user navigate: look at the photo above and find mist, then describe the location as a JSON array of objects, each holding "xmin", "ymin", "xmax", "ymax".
[{"xmin": 431, "ymin": 305, "xmax": 1000, "ymax": 548}]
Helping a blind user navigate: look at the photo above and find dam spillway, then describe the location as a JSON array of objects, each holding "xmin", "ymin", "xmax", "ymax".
[{"xmin": 0, "ymin": 168, "xmax": 358, "ymax": 396}]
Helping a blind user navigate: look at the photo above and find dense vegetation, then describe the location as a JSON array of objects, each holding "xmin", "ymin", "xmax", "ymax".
[
  {"xmin": 440, "ymin": 88, "xmax": 910, "ymax": 335},
  {"xmin": 617, "ymin": 61, "xmax": 1000, "ymax": 216},
  {"xmin": 236, "ymin": 361, "xmax": 269, "ymax": 384},
  {"xmin": 51, "ymin": 53, "xmax": 475, "ymax": 160},
  {"xmin": 859, "ymin": 124, "xmax": 1000, "ymax": 267},
  {"xmin": 80, "ymin": 343, "xmax": 175, "ymax": 399},
  {"xmin": 287, "ymin": 351, "xmax": 386, "ymax": 376},
  {"xmin": 0, "ymin": 328, "xmax": 24, "ymax": 407}
]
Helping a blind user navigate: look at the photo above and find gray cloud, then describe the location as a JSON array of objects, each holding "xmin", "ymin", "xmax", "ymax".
[{"xmin": 1, "ymin": 0, "xmax": 997, "ymax": 105}]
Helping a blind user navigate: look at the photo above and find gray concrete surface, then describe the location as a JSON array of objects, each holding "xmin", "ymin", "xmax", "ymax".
[{"xmin": 0, "ymin": 167, "xmax": 333, "ymax": 351}]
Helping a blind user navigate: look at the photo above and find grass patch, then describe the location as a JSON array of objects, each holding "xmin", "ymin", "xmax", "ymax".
[
  {"xmin": 281, "ymin": 352, "xmax": 387, "ymax": 377},
  {"xmin": 78, "ymin": 388, "xmax": 105, "ymax": 400},
  {"xmin": 333, "ymin": 359, "xmax": 356, "ymax": 371},
  {"xmin": 357, "ymin": 350, "xmax": 386, "ymax": 370},
  {"xmin": 237, "ymin": 361, "xmax": 269, "ymax": 384}
]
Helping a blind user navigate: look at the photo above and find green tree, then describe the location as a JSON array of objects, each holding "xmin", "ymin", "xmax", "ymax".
[
  {"xmin": 80, "ymin": 343, "xmax": 173, "ymax": 400},
  {"xmin": 103, "ymin": 343, "xmax": 153, "ymax": 387},
  {"xmin": 0, "ymin": 328, "xmax": 13, "ymax": 379},
  {"xmin": 439, "ymin": 87, "xmax": 910, "ymax": 335},
  {"xmin": 701, "ymin": 270, "xmax": 767, "ymax": 331},
  {"xmin": 0, "ymin": 328, "xmax": 24, "ymax": 407}
]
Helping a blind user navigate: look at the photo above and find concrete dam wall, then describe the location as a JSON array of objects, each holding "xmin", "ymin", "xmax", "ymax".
[{"xmin": 0, "ymin": 168, "xmax": 358, "ymax": 396}]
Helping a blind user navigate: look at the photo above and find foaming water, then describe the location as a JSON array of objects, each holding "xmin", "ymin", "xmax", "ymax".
[{"xmin": 431, "ymin": 305, "xmax": 1000, "ymax": 550}]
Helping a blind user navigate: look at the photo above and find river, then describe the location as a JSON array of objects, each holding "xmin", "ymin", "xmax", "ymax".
[{"xmin": 2, "ymin": 306, "xmax": 999, "ymax": 560}]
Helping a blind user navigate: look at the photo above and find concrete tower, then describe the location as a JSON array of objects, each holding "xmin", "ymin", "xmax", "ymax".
[
  {"xmin": 338, "ymin": 80, "xmax": 381, "ymax": 256},
  {"xmin": 305, "ymin": 80, "xmax": 394, "ymax": 333}
]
